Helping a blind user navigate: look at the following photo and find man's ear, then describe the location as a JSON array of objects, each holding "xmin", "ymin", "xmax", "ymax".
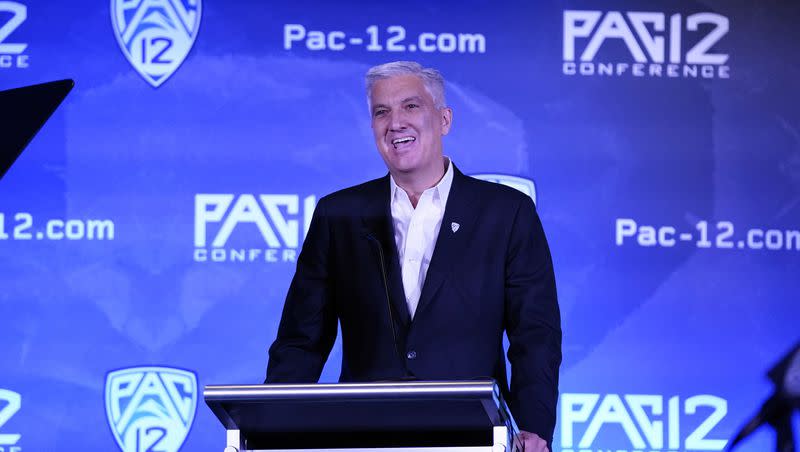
[{"xmin": 440, "ymin": 107, "xmax": 453, "ymax": 135}]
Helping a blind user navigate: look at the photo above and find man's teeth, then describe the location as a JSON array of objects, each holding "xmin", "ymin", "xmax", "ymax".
[{"xmin": 392, "ymin": 137, "xmax": 415, "ymax": 145}]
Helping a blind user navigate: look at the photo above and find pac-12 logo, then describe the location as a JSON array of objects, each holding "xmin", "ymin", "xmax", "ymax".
[
  {"xmin": 563, "ymin": 10, "xmax": 730, "ymax": 79},
  {"xmin": 0, "ymin": 1, "xmax": 29, "ymax": 69},
  {"xmin": 105, "ymin": 367, "xmax": 198, "ymax": 452},
  {"xmin": 194, "ymin": 194, "xmax": 317, "ymax": 264},
  {"xmin": 111, "ymin": 0, "xmax": 202, "ymax": 87},
  {"xmin": 0, "ymin": 389, "xmax": 22, "ymax": 451},
  {"xmin": 471, "ymin": 174, "xmax": 537, "ymax": 205},
  {"xmin": 560, "ymin": 393, "xmax": 728, "ymax": 452}
]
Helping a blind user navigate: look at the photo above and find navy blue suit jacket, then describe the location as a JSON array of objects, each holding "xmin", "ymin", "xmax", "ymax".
[{"xmin": 267, "ymin": 167, "xmax": 562, "ymax": 443}]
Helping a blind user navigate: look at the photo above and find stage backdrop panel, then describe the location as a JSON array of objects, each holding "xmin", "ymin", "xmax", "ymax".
[{"xmin": 1, "ymin": 0, "xmax": 798, "ymax": 451}]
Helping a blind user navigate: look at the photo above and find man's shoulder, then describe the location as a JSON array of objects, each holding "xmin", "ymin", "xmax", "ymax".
[{"xmin": 316, "ymin": 175, "xmax": 388, "ymax": 213}]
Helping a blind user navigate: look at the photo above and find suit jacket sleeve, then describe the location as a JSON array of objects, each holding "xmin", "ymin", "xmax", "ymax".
[
  {"xmin": 266, "ymin": 197, "xmax": 338, "ymax": 383},
  {"xmin": 504, "ymin": 195, "xmax": 562, "ymax": 445}
]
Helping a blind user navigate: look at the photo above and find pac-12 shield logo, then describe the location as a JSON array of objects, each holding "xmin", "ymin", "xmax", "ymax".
[
  {"xmin": 105, "ymin": 366, "xmax": 198, "ymax": 452},
  {"xmin": 472, "ymin": 174, "xmax": 538, "ymax": 206},
  {"xmin": 110, "ymin": 0, "xmax": 202, "ymax": 88}
]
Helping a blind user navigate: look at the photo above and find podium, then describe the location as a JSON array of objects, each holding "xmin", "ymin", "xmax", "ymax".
[{"xmin": 205, "ymin": 380, "xmax": 522, "ymax": 452}]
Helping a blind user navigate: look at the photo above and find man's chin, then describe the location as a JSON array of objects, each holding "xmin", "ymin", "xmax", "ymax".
[
  {"xmin": 388, "ymin": 167, "xmax": 417, "ymax": 178},
  {"xmin": 386, "ymin": 155, "xmax": 421, "ymax": 173},
  {"xmin": 387, "ymin": 147, "xmax": 418, "ymax": 161}
]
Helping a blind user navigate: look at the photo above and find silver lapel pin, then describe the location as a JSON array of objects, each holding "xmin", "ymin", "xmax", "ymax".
[{"xmin": 451, "ymin": 222, "xmax": 460, "ymax": 233}]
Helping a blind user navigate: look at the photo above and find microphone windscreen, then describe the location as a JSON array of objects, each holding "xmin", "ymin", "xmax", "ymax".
[{"xmin": 784, "ymin": 349, "xmax": 800, "ymax": 397}]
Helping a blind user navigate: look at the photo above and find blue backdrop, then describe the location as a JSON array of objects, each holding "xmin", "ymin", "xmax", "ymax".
[{"xmin": 1, "ymin": 0, "xmax": 799, "ymax": 451}]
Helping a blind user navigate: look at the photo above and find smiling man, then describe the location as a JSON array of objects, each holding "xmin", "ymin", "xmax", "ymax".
[
  {"xmin": 267, "ymin": 61, "xmax": 561, "ymax": 452},
  {"xmin": 370, "ymin": 71, "xmax": 451, "ymax": 206}
]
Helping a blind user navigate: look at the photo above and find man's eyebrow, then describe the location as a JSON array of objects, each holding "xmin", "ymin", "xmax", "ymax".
[{"xmin": 371, "ymin": 96, "xmax": 425, "ymax": 112}]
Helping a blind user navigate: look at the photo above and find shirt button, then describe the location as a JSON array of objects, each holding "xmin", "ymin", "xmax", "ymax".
[{"xmin": 406, "ymin": 350, "xmax": 417, "ymax": 360}]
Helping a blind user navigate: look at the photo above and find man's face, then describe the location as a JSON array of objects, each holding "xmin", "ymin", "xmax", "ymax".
[{"xmin": 369, "ymin": 75, "xmax": 452, "ymax": 179}]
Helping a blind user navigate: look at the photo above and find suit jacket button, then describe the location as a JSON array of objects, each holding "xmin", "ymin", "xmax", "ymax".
[{"xmin": 406, "ymin": 350, "xmax": 417, "ymax": 360}]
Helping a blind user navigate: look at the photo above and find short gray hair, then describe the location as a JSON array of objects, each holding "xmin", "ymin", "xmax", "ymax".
[{"xmin": 365, "ymin": 61, "xmax": 447, "ymax": 109}]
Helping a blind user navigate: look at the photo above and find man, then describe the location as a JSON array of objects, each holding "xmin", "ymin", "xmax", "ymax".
[{"xmin": 267, "ymin": 61, "xmax": 561, "ymax": 451}]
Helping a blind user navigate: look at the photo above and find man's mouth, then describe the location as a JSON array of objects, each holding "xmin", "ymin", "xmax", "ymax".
[{"xmin": 391, "ymin": 136, "xmax": 416, "ymax": 149}]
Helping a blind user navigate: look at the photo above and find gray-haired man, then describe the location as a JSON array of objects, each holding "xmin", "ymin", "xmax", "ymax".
[{"xmin": 268, "ymin": 61, "xmax": 562, "ymax": 452}]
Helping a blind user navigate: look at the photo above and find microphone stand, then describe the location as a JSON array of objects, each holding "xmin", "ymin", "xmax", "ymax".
[
  {"xmin": 770, "ymin": 398, "xmax": 796, "ymax": 452},
  {"xmin": 729, "ymin": 342, "xmax": 800, "ymax": 452}
]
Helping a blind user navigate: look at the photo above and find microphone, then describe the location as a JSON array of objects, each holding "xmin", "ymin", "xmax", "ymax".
[
  {"xmin": 728, "ymin": 342, "xmax": 800, "ymax": 452},
  {"xmin": 774, "ymin": 344, "xmax": 800, "ymax": 403},
  {"xmin": 364, "ymin": 231, "xmax": 406, "ymax": 373}
]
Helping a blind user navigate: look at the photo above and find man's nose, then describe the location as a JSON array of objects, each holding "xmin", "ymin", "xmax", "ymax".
[{"xmin": 389, "ymin": 109, "xmax": 407, "ymax": 130}]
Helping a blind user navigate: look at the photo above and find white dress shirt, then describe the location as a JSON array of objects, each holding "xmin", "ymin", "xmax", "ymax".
[{"xmin": 390, "ymin": 158, "xmax": 454, "ymax": 319}]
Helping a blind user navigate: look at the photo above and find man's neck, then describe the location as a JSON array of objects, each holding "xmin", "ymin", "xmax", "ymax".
[{"xmin": 392, "ymin": 158, "xmax": 448, "ymax": 208}]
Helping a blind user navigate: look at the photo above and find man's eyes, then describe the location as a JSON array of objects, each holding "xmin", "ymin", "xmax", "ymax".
[{"xmin": 373, "ymin": 104, "xmax": 419, "ymax": 117}]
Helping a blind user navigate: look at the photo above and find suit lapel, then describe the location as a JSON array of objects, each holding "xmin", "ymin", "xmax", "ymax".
[
  {"xmin": 415, "ymin": 168, "xmax": 478, "ymax": 318},
  {"xmin": 361, "ymin": 176, "xmax": 411, "ymax": 326}
]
